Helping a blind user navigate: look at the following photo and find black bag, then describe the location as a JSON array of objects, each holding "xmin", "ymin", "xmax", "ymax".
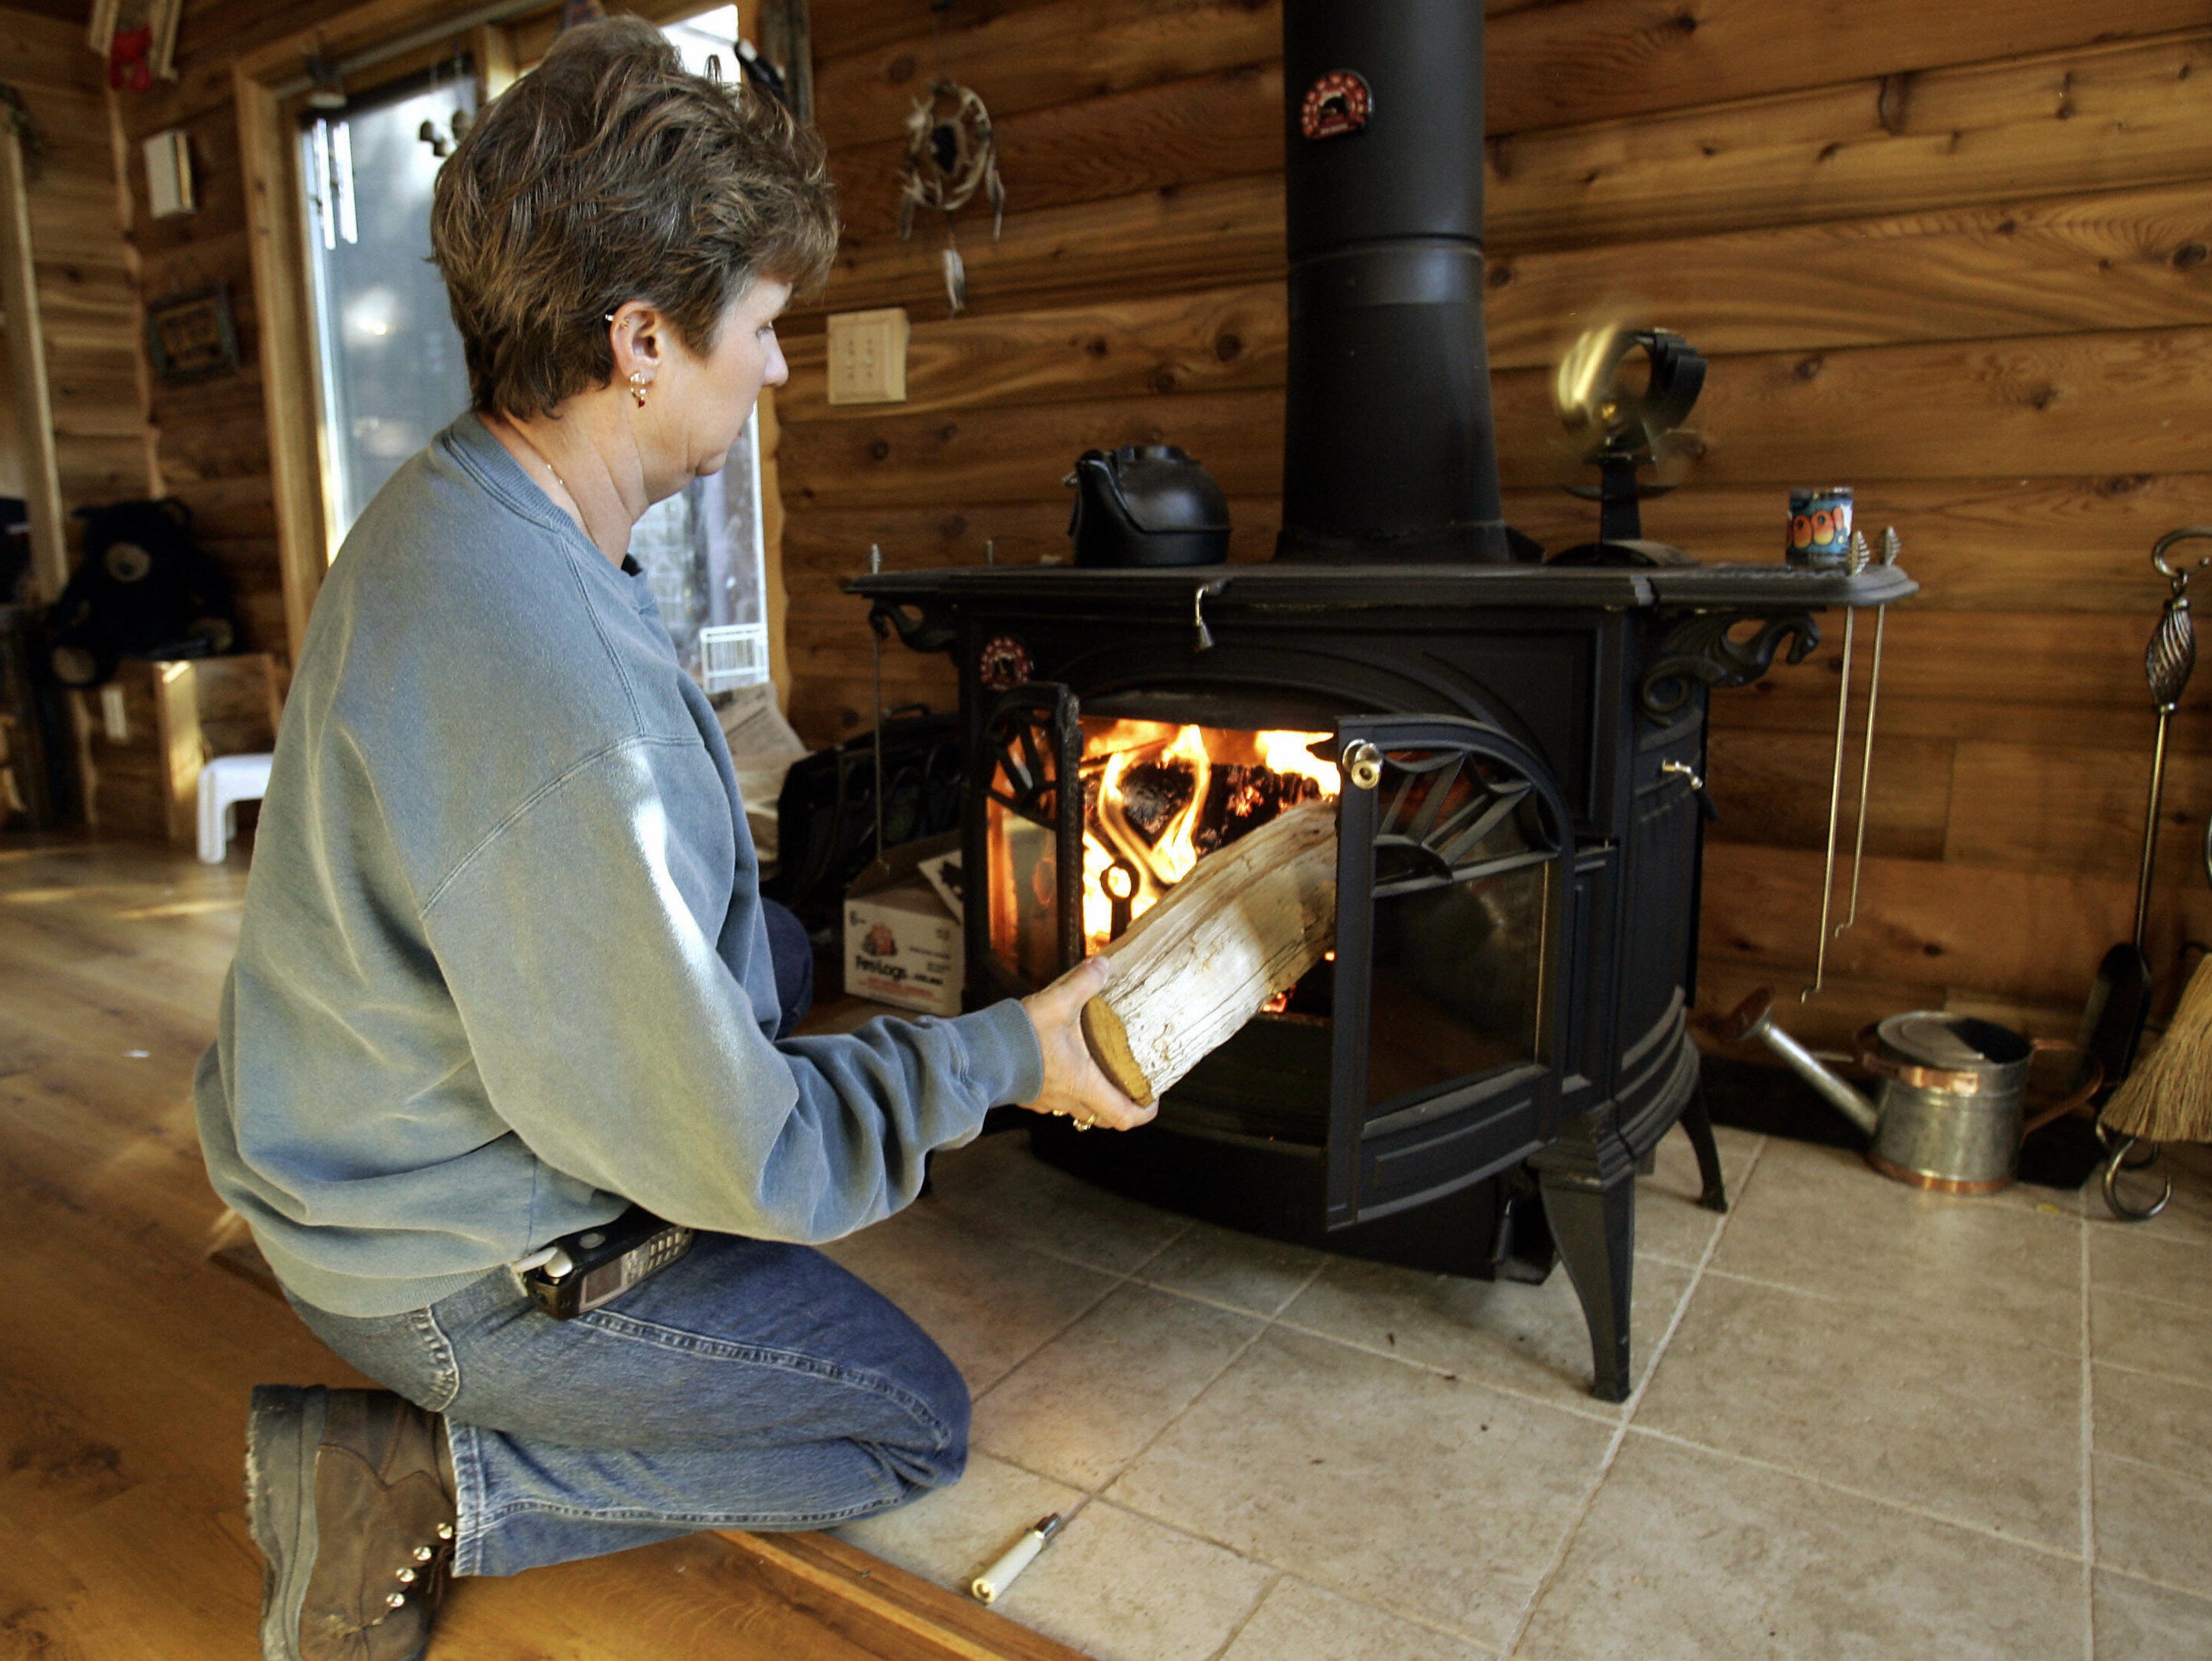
[{"xmin": 764, "ymin": 705, "xmax": 962, "ymax": 928}]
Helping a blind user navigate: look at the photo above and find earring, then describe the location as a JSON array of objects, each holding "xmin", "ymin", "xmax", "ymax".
[{"xmin": 629, "ymin": 370, "xmax": 648, "ymax": 409}]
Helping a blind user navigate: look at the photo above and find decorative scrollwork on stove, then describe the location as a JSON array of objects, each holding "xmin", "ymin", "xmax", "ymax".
[
  {"xmin": 977, "ymin": 682, "xmax": 1085, "ymax": 981},
  {"xmin": 1370, "ymin": 744, "xmax": 1562, "ymax": 891},
  {"xmin": 868, "ymin": 597, "xmax": 958, "ymax": 657},
  {"xmin": 982, "ymin": 694, "xmax": 1064, "ymax": 827},
  {"xmin": 1639, "ymin": 610, "xmax": 1821, "ymax": 719}
]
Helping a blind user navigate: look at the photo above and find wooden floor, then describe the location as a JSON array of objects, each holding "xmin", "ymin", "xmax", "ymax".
[{"xmin": 0, "ymin": 833, "xmax": 1081, "ymax": 1660}]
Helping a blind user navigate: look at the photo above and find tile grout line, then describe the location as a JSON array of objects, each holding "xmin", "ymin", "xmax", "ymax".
[
  {"xmin": 2080, "ymin": 1201, "xmax": 2096, "ymax": 1661},
  {"xmin": 970, "ymin": 1257, "xmax": 1341, "ymax": 1537},
  {"xmin": 1058, "ymin": 1247, "xmax": 1518, "ymax": 1655},
  {"xmin": 2087, "ymin": 1280, "xmax": 2212, "ymax": 1319},
  {"xmin": 945, "ymin": 1179, "xmax": 1201, "ymax": 1402},
  {"xmin": 1077, "ymin": 1254, "xmax": 1336, "ymax": 1504},
  {"xmin": 1199, "ymin": 1568, "xmax": 1286, "ymax": 1661},
  {"xmin": 2092, "ymin": 1560, "xmax": 2212, "ymax": 1605},
  {"xmin": 2089, "ymin": 1353, "xmax": 2212, "ymax": 1389},
  {"xmin": 1494, "ymin": 1129, "xmax": 1767, "ymax": 1659},
  {"xmin": 962, "ymin": 1250, "xmax": 1139, "ymax": 1408},
  {"xmin": 1620, "ymin": 1422, "xmax": 2092, "ymax": 1567},
  {"xmin": 1690, "ymin": 1261, "xmax": 2083, "ymax": 1353}
]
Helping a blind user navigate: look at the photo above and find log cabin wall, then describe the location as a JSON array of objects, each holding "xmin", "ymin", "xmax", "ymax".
[
  {"xmin": 779, "ymin": 0, "xmax": 2212, "ymax": 1048},
  {"xmin": 0, "ymin": 4, "xmax": 152, "ymax": 575},
  {"xmin": 104, "ymin": 0, "xmax": 372, "ymax": 658}
]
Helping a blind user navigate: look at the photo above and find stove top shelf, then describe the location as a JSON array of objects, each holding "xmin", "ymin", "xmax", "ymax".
[{"xmin": 848, "ymin": 560, "xmax": 1918, "ymax": 615}]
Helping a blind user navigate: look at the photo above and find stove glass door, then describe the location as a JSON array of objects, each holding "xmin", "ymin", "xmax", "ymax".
[
  {"xmin": 973, "ymin": 682, "xmax": 1084, "ymax": 996},
  {"xmin": 1326, "ymin": 715, "xmax": 1572, "ymax": 1228}
]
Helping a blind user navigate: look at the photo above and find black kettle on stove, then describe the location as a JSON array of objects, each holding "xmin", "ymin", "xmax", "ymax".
[{"xmin": 1065, "ymin": 445, "xmax": 1230, "ymax": 567}]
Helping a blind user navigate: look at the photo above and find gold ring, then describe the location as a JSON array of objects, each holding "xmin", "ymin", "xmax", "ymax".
[{"xmin": 1075, "ymin": 1116, "xmax": 1094, "ymax": 1132}]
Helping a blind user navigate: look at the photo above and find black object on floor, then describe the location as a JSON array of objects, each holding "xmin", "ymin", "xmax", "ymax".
[{"xmin": 1698, "ymin": 1054, "xmax": 2104, "ymax": 1193}]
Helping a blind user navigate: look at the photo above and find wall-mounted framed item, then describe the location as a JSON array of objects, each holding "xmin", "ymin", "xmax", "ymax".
[
  {"xmin": 88, "ymin": 0, "xmax": 184, "ymax": 89},
  {"xmin": 145, "ymin": 285, "xmax": 241, "ymax": 385}
]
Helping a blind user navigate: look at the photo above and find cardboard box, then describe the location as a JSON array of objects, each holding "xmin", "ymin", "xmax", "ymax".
[{"xmin": 843, "ymin": 832, "xmax": 963, "ymax": 1017}]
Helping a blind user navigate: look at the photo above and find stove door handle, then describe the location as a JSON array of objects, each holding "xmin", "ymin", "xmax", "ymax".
[{"xmin": 1341, "ymin": 739, "xmax": 1384, "ymax": 791}]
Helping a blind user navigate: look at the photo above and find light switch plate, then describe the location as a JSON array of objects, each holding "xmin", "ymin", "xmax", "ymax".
[
  {"xmin": 825, "ymin": 308, "xmax": 909, "ymax": 405},
  {"xmin": 100, "ymin": 685, "xmax": 129, "ymax": 743}
]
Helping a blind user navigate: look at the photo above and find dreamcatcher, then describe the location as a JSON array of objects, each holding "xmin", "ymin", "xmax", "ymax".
[{"xmin": 895, "ymin": 79, "xmax": 1004, "ymax": 315}]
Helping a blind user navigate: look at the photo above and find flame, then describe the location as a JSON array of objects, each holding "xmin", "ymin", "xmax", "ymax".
[
  {"xmin": 1259, "ymin": 730, "xmax": 1340, "ymax": 794},
  {"xmin": 1074, "ymin": 722, "xmax": 1339, "ymax": 954}
]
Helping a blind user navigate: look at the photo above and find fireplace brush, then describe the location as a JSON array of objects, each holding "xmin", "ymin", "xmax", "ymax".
[{"xmin": 2098, "ymin": 528, "xmax": 2212, "ymax": 1179}]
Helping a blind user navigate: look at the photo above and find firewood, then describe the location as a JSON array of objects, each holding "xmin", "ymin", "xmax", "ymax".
[{"xmin": 1080, "ymin": 799, "xmax": 1336, "ymax": 1106}]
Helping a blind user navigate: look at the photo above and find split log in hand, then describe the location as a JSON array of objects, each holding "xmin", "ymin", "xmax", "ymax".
[
  {"xmin": 1019, "ymin": 954, "xmax": 1154, "ymax": 1132},
  {"xmin": 1080, "ymin": 800, "xmax": 1338, "ymax": 1107}
]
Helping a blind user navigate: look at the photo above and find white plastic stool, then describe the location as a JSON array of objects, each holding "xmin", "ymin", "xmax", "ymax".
[{"xmin": 197, "ymin": 752, "xmax": 273, "ymax": 863}]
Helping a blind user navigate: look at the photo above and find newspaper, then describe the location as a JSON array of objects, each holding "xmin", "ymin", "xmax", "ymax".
[{"xmin": 714, "ymin": 682, "xmax": 809, "ymax": 871}]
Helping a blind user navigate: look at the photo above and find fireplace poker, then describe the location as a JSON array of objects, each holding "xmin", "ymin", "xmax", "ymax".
[
  {"xmin": 1803, "ymin": 533, "xmax": 1870, "ymax": 999},
  {"xmin": 1835, "ymin": 528, "xmax": 1900, "ymax": 938},
  {"xmin": 866, "ymin": 543, "xmax": 891, "ymax": 875},
  {"xmin": 971, "ymin": 1512, "xmax": 1065, "ymax": 1604}
]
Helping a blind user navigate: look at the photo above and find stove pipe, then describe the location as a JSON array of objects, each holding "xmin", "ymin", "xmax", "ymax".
[{"xmin": 1276, "ymin": 0, "xmax": 1510, "ymax": 564}]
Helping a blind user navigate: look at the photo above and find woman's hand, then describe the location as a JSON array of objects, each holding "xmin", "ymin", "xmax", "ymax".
[{"xmin": 1018, "ymin": 956, "xmax": 1154, "ymax": 1132}]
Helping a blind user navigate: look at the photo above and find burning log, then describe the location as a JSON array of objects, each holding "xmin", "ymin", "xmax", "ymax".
[{"xmin": 1080, "ymin": 799, "xmax": 1336, "ymax": 1105}]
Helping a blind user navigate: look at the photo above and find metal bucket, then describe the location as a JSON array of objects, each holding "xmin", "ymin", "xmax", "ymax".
[{"xmin": 1854, "ymin": 1013, "xmax": 2097, "ymax": 1193}]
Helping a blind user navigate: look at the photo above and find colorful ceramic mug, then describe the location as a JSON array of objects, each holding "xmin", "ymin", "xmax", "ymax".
[{"xmin": 1786, "ymin": 487, "xmax": 1853, "ymax": 567}]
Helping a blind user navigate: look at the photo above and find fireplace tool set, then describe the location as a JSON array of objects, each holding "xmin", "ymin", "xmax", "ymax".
[{"xmin": 2079, "ymin": 526, "xmax": 2212, "ymax": 1219}]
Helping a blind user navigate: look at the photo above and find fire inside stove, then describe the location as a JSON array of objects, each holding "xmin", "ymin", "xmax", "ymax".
[
  {"xmin": 984, "ymin": 719, "xmax": 1340, "ymax": 990},
  {"xmin": 985, "ymin": 711, "xmax": 1556, "ymax": 1125},
  {"xmin": 1077, "ymin": 719, "xmax": 1339, "ymax": 952}
]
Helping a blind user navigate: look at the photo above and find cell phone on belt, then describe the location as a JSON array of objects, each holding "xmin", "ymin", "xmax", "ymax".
[{"xmin": 519, "ymin": 1206, "xmax": 694, "ymax": 1320}]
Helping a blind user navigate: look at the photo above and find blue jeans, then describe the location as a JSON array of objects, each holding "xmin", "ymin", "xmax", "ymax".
[{"xmin": 286, "ymin": 1235, "xmax": 969, "ymax": 1577}]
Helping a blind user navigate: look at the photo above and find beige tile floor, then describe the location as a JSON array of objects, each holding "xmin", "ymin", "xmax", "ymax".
[{"xmin": 824, "ymin": 1121, "xmax": 2212, "ymax": 1660}]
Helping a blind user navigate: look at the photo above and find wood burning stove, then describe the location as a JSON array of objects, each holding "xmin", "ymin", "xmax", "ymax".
[
  {"xmin": 844, "ymin": 0, "xmax": 1915, "ymax": 1397},
  {"xmin": 856, "ymin": 562, "xmax": 1909, "ymax": 1398}
]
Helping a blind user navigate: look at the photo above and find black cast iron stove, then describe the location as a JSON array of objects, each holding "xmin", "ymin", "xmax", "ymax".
[{"xmin": 849, "ymin": 0, "xmax": 1914, "ymax": 1399}]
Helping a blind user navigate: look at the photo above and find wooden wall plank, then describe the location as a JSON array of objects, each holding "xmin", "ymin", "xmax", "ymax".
[
  {"xmin": 781, "ymin": 281, "xmax": 1286, "ymax": 421},
  {"xmin": 1703, "ymin": 727, "xmax": 1953, "ymax": 861},
  {"xmin": 1484, "ymin": 0, "xmax": 2212, "ymax": 136},
  {"xmin": 1486, "ymin": 183, "xmax": 2212, "ymax": 362},
  {"xmin": 1699, "ymin": 840, "xmax": 2148, "ymax": 1006},
  {"xmin": 1944, "ymin": 741, "xmax": 2212, "ymax": 886},
  {"xmin": 780, "ymin": 496, "xmax": 1282, "ymax": 572},
  {"xmin": 1486, "ymin": 30, "xmax": 2212, "ymax": 251},
  {"xmin": 812, "ymin": 0, "xmax": 1281, "ymax": 152},
  {"xmin": 777, "ymin": 386, "xmax": 1278, "ymax": 507},
  {"xmin": 1490, "ymin": 328, "xmax": 2212, "ymax": 488},
  {"xmin": 816, "ymin": 172, "xmax": 1285, "ymax": 322},
  {"xmin": 832, "ymin": 63, "xmax": 1281, "ymax": 245},
  {"xmin": 1709, "ymin": 687, "xmax": 2212, "ymax": 752}
]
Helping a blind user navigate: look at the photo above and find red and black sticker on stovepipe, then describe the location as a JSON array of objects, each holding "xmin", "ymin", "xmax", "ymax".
[
  {"xmin": 1301, "ymin": 71, "xmax": 1371, "ymax": 140},
  {"xmin": 978, "ymin": 634, "xmax": 1033, "ymax": 692}
]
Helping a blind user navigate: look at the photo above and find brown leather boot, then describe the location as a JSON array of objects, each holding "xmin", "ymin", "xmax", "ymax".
[{"xmin": 246, "ymin": 1385, "xmax": 458, "ymax": 1661}]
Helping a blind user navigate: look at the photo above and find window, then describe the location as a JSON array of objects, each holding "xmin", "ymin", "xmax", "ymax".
[
  {"xmin": 292, "ymin": 4, "xmax": 774, "ymax": 694},
  {"xmin": 301, "ymin": 65, "xmax": 477, "ymax": 535}
]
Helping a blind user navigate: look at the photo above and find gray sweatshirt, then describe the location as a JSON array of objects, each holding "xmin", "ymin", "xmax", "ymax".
[{"xmin": 194, "ymin": 413, "xmax": 1041, "ymax": 1318}]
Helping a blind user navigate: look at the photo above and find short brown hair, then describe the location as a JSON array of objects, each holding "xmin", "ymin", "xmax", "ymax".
[{"xmin": 431, "ymin": 15, "xmax": 837, "ymax": 418}]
